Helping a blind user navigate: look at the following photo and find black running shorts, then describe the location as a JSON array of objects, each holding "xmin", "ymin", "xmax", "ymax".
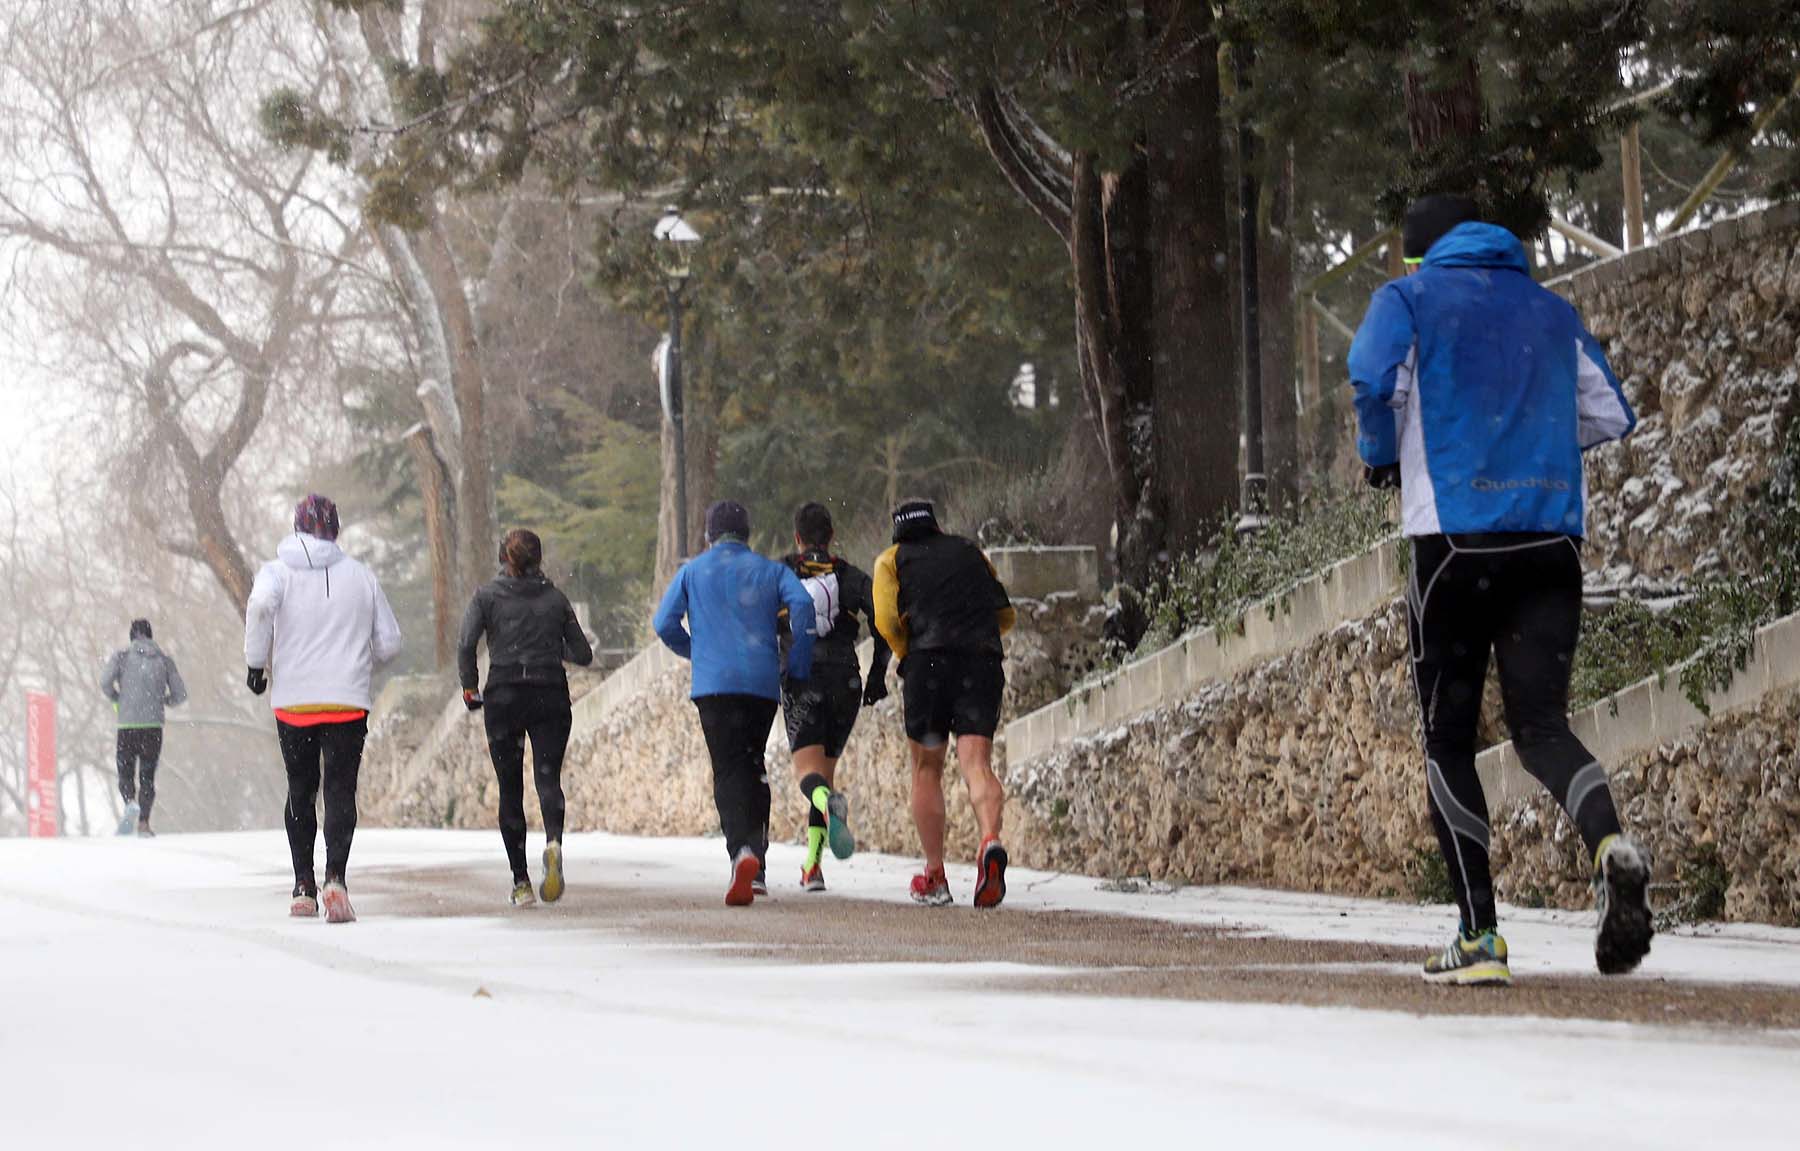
[
  {"xmin": 901, "ymin": 651, "xmax": 1005, "ymax": 747},
  {"xmin": 782, "ymin": 664, "xmax": 864, "ymax": 759}
]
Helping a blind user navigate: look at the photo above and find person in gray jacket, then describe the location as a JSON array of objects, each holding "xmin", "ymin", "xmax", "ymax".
[
  {"xmin": 458, "ymin": 529, "xmax": 594, "ymax": 906},
  {"xmin": 99, "ymin": 619, "xmax": 188, "ymax": 837}
]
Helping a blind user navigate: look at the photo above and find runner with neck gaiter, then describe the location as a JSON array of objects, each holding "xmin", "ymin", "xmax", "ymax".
[
  {"xmin": 99, "ymin": 618, "xmax": 187, "ymax": 837},
  {"xmin": 244, "ymin": 495, "xmax": 403, "ymax": 923},
  {"xmin": 1349, "ymin": 194, "xmax": 1653, "ymax": 984},
  {"xmin": 459, "ymin": 529, "xmax": 594, "ymax": 907},
  {"xmin": 653, "ymin": 500, "xmax": 816, "ymax": 906},
  {"xmin": 873, "ymin": 500, "xmax": 1015, "ymax": 908},
  {"xmin": 779, "ymin": 502, "xmax": 893, "ymax": 892}
]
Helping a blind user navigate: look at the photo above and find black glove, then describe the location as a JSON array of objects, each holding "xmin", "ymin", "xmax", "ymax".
[
  {"xmin": 862, "ymin": 678, "xmax": 889, "ymax": 708},
  {"xmin": 1364, "ymin": 462, "xmax": 1402, "ymax": 491},
  {"xmin": 246, "ymin": 666, "xmax": 267, "ymax": 696},
  {"xmin": 462, "ymin": 689, "xmax": 483, "ymax": 712}
]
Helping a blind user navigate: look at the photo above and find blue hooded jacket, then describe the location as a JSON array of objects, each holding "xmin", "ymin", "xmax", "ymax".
[
  {"xmin": 1347, "ymin": 222, "xmax": 1636, "ymax": 537},
  {"xmin": 653, "ymin": 539, "xmax": 816, "ymax": 701}
]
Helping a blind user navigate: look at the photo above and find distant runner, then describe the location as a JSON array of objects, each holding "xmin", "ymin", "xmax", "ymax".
[
  {"xmin": 654, "ymin": 500, "xmax": 816, "ymax": 906},
  {"xmin": 1348, "ymin": 194, "xmax": 1654, "ymax": 985},
  {"xmin": 778, "ymin": 502, "xmax": 893, "ymax": 892},
  {"xmin": 244, "ymin": 495, "xmax": 403, "ymax": 924},
  {"xmin": 98, "ymin": 618, "xmax": 187, "ymax": 837},
  {"xmin": 873, "ymin": 500, "xmax": 1014, "ymax": 908},
  {"xmin": 458, "ymin": 529, "xmax": 594, "ymax": 908}
]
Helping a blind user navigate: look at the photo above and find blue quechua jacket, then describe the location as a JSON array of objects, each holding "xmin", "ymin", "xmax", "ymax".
[
  {"xmin": 1347, "ymin": 222, "xmax": 1636, "ymax": 538},
  {"xmin": 653, "ymin": 539, "xmax": 816, "ymax": 701}
]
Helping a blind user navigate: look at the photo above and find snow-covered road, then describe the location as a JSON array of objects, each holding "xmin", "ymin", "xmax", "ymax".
[{"xmin": 3, "ymin": 830, "xmax": 1796, "ymax": 1149}]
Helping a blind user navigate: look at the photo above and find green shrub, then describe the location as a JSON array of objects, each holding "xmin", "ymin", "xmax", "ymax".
[{"xmin": 1116, "ymin": 489, "xmax": 1395, "ymax": 662}]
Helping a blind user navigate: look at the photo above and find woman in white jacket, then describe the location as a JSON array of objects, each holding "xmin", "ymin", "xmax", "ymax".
[{"xmin": 244, "ymin": 494, "xmax": 403, "ymax": 923}]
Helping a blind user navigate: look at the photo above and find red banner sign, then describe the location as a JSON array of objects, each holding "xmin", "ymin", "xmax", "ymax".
[{"xmin": 26, "ymin": 690, "xmax": 56, "ymax": 837}]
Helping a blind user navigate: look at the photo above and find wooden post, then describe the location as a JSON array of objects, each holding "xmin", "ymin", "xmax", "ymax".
[
  {"xmin": 403, "ymin": 423, "xmax": 458, "ymax": 671},
  {"xmin": 1621, "ymin": 121, "xmax": 1645, "ymax": 251}
]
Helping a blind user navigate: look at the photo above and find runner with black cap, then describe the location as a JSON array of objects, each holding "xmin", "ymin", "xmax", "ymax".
[
  {"xmin": 873, "ymin": 499, "xmax": 1015, "ymax": 908},
  {"xmin": 1349, "ymin": 193, "xmax": 1654, "ymax": 984},
  {"xmin": 654, "ymin": 499, "xmax": 817, "ymax": 906}
]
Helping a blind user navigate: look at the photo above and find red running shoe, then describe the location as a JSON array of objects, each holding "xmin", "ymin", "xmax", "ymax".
[
  {"xmin": 289, "ymin": 883, "xmax": 318, "ymax": 919},
  {"xmin": 973, "ymin": 838, "xmax": 1008, "ymax": 909},
  {"xmin": 800, "ymin": 863, "xmax": 826, "ymax": 892},
  {"xmin": 320, "ymin": 879, "xmax": 356, "ymax": 924},
  {"xmin": 726, "ymin": 848, "xmax": 760, "ymax": 907},
  {"xmin": 909, "ymin": 866, "xmax": 952, "ymax": 906}
]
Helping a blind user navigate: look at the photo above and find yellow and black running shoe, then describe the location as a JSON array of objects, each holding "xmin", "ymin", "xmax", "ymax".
[{"xmin": 1422, "ymin": 929, "xmax": 1511, "ymax": 986}]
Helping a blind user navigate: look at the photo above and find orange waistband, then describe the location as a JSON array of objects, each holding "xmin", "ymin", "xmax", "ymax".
[{"xmin": 275, "ymin": 708, "xmax": 368, "ymax": 727}]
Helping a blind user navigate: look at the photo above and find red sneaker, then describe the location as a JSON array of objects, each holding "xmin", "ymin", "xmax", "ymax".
[
  {"xmin": 725, "ymin": 848, "xmax": 759, "ymax": 907},
  {"xmin": 800, "ymin": 863, "xmax": 826, "ymax": 892},
  {"xmin": 289, "ymin": 884, "xmax": 318, "ymax": 919},
  {"xmin": 909, "ymin": 866, "xmax": 952, "ymax": 906},
  {"xmin": 973, "ymin": 838, "xmax": 1008, "ymax": 909},
  {"xmin": 320, "ymin": 879, "xmax": 356, "ymax": 924}
]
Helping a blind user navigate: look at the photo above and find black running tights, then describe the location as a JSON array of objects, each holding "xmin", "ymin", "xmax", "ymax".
[
  {"xmin": 482, "ymin": 683, "xmax": 573, "ymax": 882},
  {"xmin": 278, "ymin": 718, "xmax": 367, "ymax": 890},
  {"xmin": 116, "ymin": 728, "xmax": 163, "ymax": 820},
  {"xmin": 694, "ymin": 694, "xmax": 777, "ymax": 862},
  {"xmin": 1407, "ymin": 533, "xmax": 1624, "ymax": 933}
]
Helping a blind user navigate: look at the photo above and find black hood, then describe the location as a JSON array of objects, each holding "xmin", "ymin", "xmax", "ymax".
[{"xmin": 491, "ymin": 571, "xmax": 555, "ymax": 598}]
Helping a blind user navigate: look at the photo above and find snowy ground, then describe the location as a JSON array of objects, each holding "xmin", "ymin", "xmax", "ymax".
[{"xmin": 3, "ymin": 830, "xmax": 1798, "ymax": 1149}]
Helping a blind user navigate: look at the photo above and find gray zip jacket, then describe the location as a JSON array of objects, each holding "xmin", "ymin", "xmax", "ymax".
[{"xmin": 100, "ymin": 639, "xmax": 188, "ymax": 728}]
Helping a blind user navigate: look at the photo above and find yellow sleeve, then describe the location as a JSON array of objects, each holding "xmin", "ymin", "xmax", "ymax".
[
  {"xmin": 985, "ymin": 554, "xmax": 1016, "ymax": 636},
  {"xmin": 872, "ymin": 545, "xmax": 908, "ymax": 661}
]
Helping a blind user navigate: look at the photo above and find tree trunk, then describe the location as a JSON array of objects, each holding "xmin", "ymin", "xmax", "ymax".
[
  {"xmin": 1404, "ymin": 59, "xmax": 1483, "ymax": 154},
  {"xmin": 413, "ymin": 214, "xmax": 497, "ymax": 596},
  {"xmin": 403, "ymin": 423, "xmax": 458, "ymax": 669},
  {"xmin": 1145, "ymin": 0, "xmax": 1238, "ymax": 557},
  {"xmin": 1258, "ymin": 142, "xmax": 1299, "ymax": 513}
]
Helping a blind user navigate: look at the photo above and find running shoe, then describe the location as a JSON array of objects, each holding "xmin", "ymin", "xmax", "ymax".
[
  {"xmin": 136, "ymin": 820, "xmax": 155, "ymax": 839},
  {"xmin": 1594, "ymin": 836, "xmax": 1654, "ymax": 975},
  {"xmin": 909, "ymin": 866, "xmax": 952, "ymax": 907},
  {"xmin": 800, "ymin": 863, "xmax": 826, "ymax": 893},
  {"xmin": 289, "ymin": 882, "xmax": 318, "ymax": 919},
  {"xmin": 117, "ymin": 802, "xmax": 140, "ymax": 837},
  {"xmin": 510, "ymin": 880, "xmax": 537, "ymax": 908},
  {"xmin": 726, "ymin": 848, "xmax": 760, "ymax": 907},
  {"xmin": 826, "ymin": 791, "xmax": 856, "ymax": 860},
  {"xmin": 973, "ymin": 838, "xmax": 1008, "ymax": 909},
  {"xmin": 540, "ymin": 841, "xmax": 565, "ymax": 904},
  {"xmin": 320, "ymin": 879, "xmax": 356, "ymax": 925},
  {"xmin": 1422, "ymin": 928, "xmax": 1511, "ymax": 985},
  {"xmin": 752, "ymin": 862, "xmax": 769, "ymax": 898}
]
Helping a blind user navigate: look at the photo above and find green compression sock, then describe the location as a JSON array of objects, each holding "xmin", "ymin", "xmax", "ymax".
[
  {"xmin": 805, "ymin": 825, "xmax": 826, "ymax": 871},
  {"xmin": 809, "ymin": 785, "xmax": 831, "ymax": 817}
]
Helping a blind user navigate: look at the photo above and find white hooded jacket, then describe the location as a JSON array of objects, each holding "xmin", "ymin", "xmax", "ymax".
[{"xmin": 244, "ymin": 534, "xmax": 403, "ymax": 712}]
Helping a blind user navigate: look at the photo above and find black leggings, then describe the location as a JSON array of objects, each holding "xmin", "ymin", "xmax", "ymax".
[
  {"xmin": 278, "ymin": 718, "xmax": 367, "ymax": 890},
  {"xmin": 116, "ymin": 728, "xmax": 163, "ymax": 820},
  {"xmin": 1407, "ymin": 533, "xmax": 1623, "ymax": 933},
  {"xmin": 482, "ymin": 682, "xmax": 573, "ymax": 881},
  {"xmin": 694, "ymin": 694, "xmax": 778, "ymax": 861}
]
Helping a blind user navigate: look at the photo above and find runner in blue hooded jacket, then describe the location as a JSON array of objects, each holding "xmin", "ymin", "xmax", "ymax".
[
  {"xmin": 654, "ymin": 499, "xmax": 816, "ymax": 905},
  {"xmin": 1349, "ymin": 195, "xmax": 1654, "ymax": 985}
]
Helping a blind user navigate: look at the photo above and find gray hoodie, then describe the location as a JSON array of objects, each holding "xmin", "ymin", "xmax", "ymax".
[{"xmin": 100, "ymin": 639, "xmax": 188, "ymax": 728}]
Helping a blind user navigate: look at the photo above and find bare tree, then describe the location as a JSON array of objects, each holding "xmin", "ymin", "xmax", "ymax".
[{"xmin": 0, "ymin": 0, "xmax": 392, "ymax": 615}]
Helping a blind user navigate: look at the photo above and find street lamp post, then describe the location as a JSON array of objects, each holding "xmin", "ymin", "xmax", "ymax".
[{"xmin": 654, "ymin": 208, "xmax": 701, "ymax": 559}]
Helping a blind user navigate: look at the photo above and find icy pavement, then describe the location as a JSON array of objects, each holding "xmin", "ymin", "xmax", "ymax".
[{"xmin": 2, "ymin": 829, "xmax": 1797, "ymax": 1150}]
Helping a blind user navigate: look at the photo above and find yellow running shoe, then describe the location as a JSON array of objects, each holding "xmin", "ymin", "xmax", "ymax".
[
  {"xmin": 539, "ymin": 841, "xmax": 565, "ymax": 904},
  {"xmin": 1422, "ymin": 929, "xmax": 1511, "ymax": 985}
]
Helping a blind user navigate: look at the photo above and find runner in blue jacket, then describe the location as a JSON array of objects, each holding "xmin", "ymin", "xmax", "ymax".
[
  {"xmin": 1349, "ymin": 195, "xmax": 1653, "ymax": 986},
  {"xmin": 654, "ymin": 500, "xmax": 816, "ymax": 905}
]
